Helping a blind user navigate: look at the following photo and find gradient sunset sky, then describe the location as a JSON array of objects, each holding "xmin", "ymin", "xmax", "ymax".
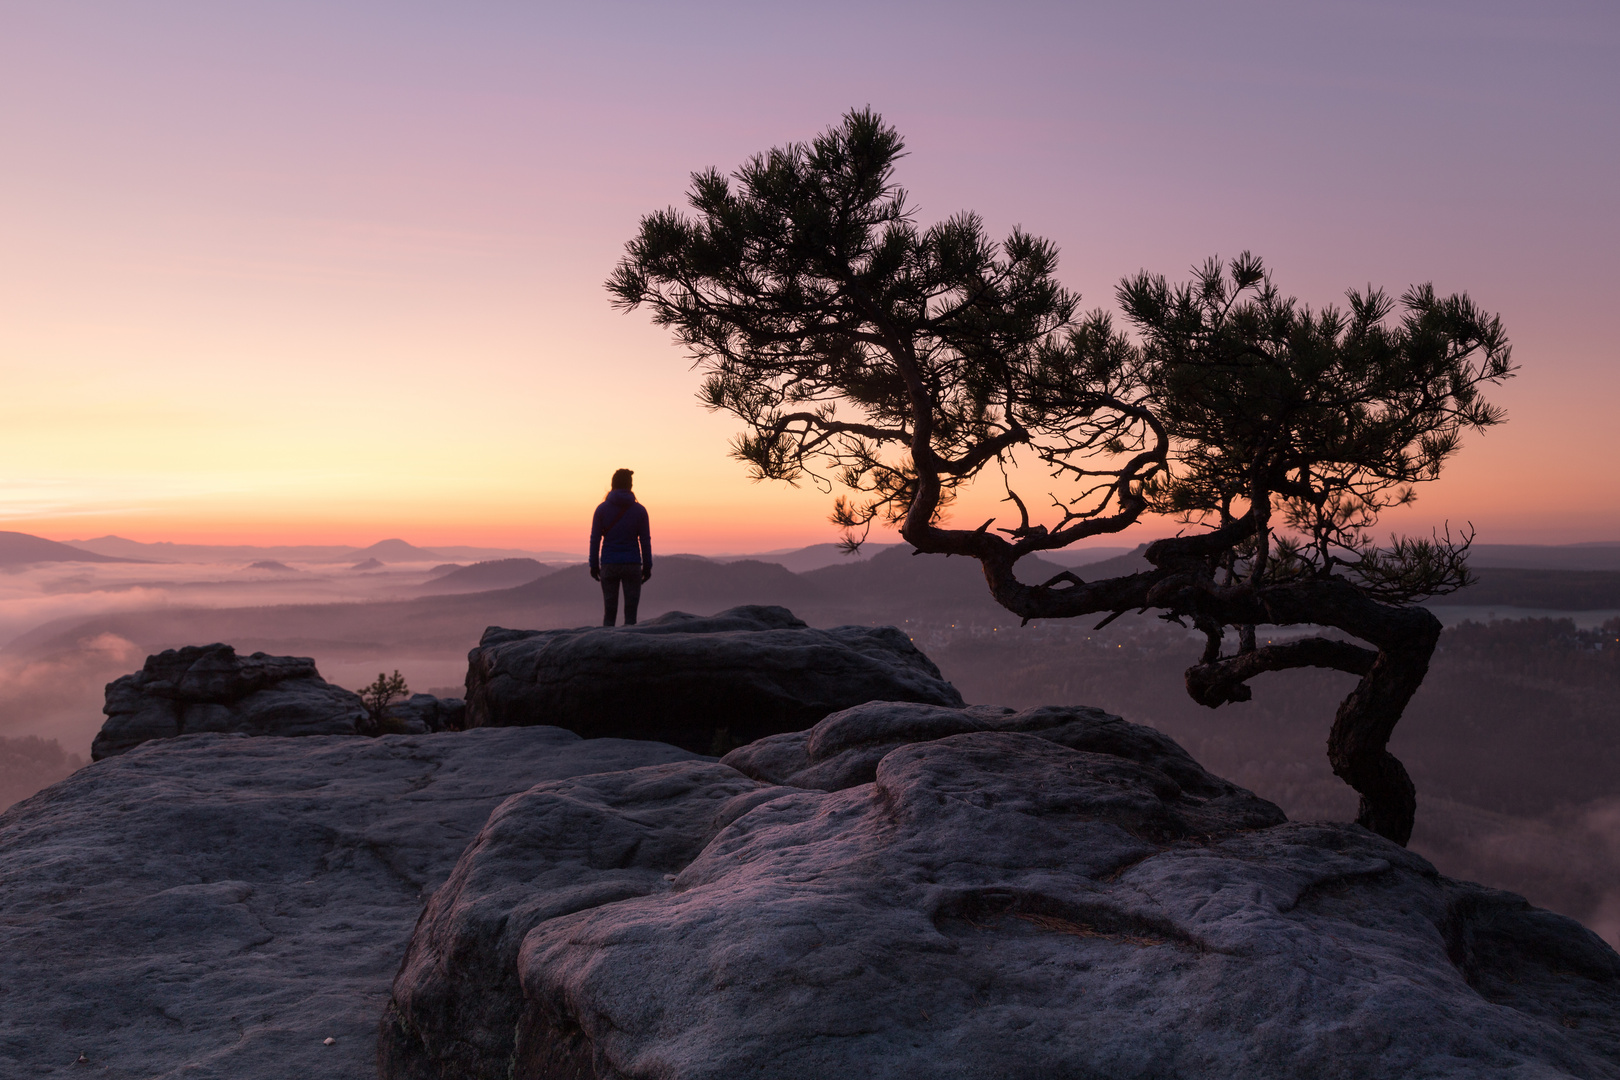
[{"xmin": 3, "ymin": 2, "xmax": 1615, "ymax": 553}]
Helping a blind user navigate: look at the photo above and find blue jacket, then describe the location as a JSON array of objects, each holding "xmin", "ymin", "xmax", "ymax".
[{"xmin": 590, "ymin": 489, "xmax": 652, "ymax": 570}]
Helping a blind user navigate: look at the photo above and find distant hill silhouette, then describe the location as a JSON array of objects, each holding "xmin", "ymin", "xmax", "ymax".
[
  {"xmin": 1465, "ymin": 543, "xmax": 1620, "ymax": 572},
  {"xmin": 349, "ymin": 558, "xmax": 386, "ymax": 572},
  {"xmin": 1448, "ymin": 569, "xmax": 1620, "ymax": 610},
  {"xmin": 244, "ymin": 561, "xmax": 298, "ymax": 573},
  {"xmin": 792, "ymin": 546, "xmax": 1069, "ymax": 621},
  {"xmin": 719, "ymin": 541, "xmax": 1134, "ymax": 573},
  {"xmin": 1037, "ymin": 544, "xmax": 1155, "ymax": 580},
  {"xmin": 348, "ymin": 539, "xmax": 443, "ymax": 561},
  {"xmin": 0, "ymin": 531, "xmax": 141, "ymax": 567},
  {"xmin": 716, "ymin": 542, "xmax": 903, "ymax": 574},
  {"xmin": 416, "ymin": 559, "xmax": 554, "ymax": 595},
  {"xmin": 65, "ymin": 536, "xmax": 540, "ymax": 564},
  {"xmin": 67, "ymin": 536, "xmax": 355, "ymax": 563},
  {"xmin": 503, "ymin": 556, "xmax": 822, "ymax": 615}
]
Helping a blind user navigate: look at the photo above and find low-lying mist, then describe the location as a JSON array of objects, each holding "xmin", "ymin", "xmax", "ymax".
[{"xmin": 2, "ymin": 549, "xmax": 1616, "ymax": 948}]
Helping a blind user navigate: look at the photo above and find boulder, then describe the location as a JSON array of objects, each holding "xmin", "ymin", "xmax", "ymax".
[
  {"xmin": 0, "ymin": 726, "xmax": 703, "ymax": 1079},
  {"xmin": 721, "ymin": 699, "xmax": 1272, "ymax": 811},
  {"xmin": 382, "ymin": 693, "xmax": 467, "ymax": 734},
  {"xmin": 91, "ymin": 643, "xmax": 366, "ymax": 760},
  {"xmin": 382, "ymin": 702, "xmax": 1620, "ymax": 1080},
  {"xmin": 463, "ymin": 605, "xmax": 965, "ymax": 753}
]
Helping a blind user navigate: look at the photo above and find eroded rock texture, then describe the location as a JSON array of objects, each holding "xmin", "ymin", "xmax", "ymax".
[
  {"xmin": 91, "ymin": 643, "xmax": 367, "ymax": 760},
  {"xmin": 463, "ymin": 605, "xmax": 964, "ymax": 753},
  {"xmin": 384, "ymin": 702, "xmax": 1620, "ymax": 1080},
  {"xmin": 0, "ymin": 727, "xmax": 701, "ymax": 1079}
]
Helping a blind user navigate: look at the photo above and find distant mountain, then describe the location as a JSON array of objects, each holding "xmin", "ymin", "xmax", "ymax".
[
  {"xmin": 416, "ymin": 559, "xmax": 554, "ymax": 595},
  {"xmin": 1444, "ymin": 569, "xmax": 1620, "ymax": 610},
  {"xmin": 797, "ymin": 546, "xmax": 1072, "ymax": 621},
  {"xmin": 1465, "ymin": 543, "xmax": 1620, "ymax": 572},
  {"xmin": 425, "ymin": 563, "xmax": 466, "ymax": 578},
  {"xmin": 347, "ymin": 539, "xmax": 444, "ymax": 561},
  {"xmin": 502, "ymin": 556, "xmax": 821, "ymax": 614},
  {"xmin": 715, "ymin": 543, "xmax": 902, "ymax": 574},
  {"xmin": 1024, "ymin": 546, "xmax": 1137, "ymax": 568},
  {"xmin": 244, "ymin": 561, "xmax": 298, "ymax": 573},
  {"xmin": 349, "ymin": 558, "xmax": 386, "ymax": 572},
  {"xmin": 65, "ymin": 536, "xmax": 541, "ymax": 564},
  {"xmin": 428, "ymin": 546, "xmax": 574, "ymax": 562},
  {"xmin": 0, "ymin": 531, "xmax": 142, "ymax": 567},
  {"xmin": 70, "ymin": 536, "xmax": 365, "ymax": 563},
  {"xmin": 712, "ymin": 541, "xmax": 1136, "ymax": 574},
  {"xmin": 1042, "ymin": 544, "xmax": 1155, "ymax": 579}
]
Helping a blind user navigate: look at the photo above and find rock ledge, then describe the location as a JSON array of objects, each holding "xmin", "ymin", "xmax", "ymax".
[{"xmin": 463, "ymin": 605, "xmax": 964, "ymax": 752}]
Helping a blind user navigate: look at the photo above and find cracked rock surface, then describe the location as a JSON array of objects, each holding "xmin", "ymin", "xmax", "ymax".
[
  {"xmin": 384, "ymin": 702, "xmax": 1620, "ymax": 1080},
  {"xmin": 463, "ymin": 605, "xmax": 964, "ymax": 753},
  {"xmin": 0, "ymin": 727, "xmax": 701, "ymax": 1079}
]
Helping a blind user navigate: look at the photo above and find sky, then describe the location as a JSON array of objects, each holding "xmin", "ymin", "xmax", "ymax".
[{"xmin": 2, "ymin": 1, "xmax": 1616, "ymax": 554}]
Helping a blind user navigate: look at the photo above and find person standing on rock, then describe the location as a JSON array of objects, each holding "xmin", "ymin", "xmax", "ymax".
[{"xmin": 589, "ymin": 468, "xmax": 653, "ymax": 626}]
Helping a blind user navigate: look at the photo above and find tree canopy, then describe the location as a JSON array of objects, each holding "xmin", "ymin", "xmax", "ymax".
[{"xmin": 609, "ymin": 109, "xmax": 1515, "ymax": 845}]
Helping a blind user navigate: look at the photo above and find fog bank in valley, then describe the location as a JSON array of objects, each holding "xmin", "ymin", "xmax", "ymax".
[{"xmin": 2, "ymin": 541, "xmax": 1618, "ymax": 948}]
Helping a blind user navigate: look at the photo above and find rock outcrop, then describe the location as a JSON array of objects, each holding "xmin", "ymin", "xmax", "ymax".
[
  {"xmin": 463, "ymin": 605, "xmax": 965, "ymax": 753},
  {"xmin": 0, "ymin": 727, "xmax": 703, "ymax": 1079},
  {"xmin": 91, "ymin": 643, "xmax": 367, "ymax": 760},
  {"xmin": 383, "ymin": 693, "xmax": 467, "ymax": 734},
  {"xmin": 383, "ymin": 702, "xmax": 1620, "ymax": 1080}
]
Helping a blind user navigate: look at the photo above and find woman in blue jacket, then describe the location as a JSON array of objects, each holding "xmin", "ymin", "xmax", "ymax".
[{"xmin": 589, "ymin": 468, "xmax": 652, "ymax": 626}]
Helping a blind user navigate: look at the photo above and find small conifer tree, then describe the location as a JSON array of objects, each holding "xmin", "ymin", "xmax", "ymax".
[{"xmin": 357, "ymin": 670, "xmax": 409, "ymax": 736}]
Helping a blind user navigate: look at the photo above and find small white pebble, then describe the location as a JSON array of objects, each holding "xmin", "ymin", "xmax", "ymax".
[{"xmin": 323, "ymin": 1037, "xmax": 336, "ymax": 1046}]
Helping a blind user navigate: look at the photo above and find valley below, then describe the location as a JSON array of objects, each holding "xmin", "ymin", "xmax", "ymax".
[{"xmin": 3, "ymin": 536, "xmax": 1618, "ymax": 949}]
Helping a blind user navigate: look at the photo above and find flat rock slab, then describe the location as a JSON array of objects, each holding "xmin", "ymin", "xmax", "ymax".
[
  {"xmin": 0, "ymin": 727, "xmax": 702, "ymax": 1079},
  {"xmin": 384, "ymin": 703, "xmax": 1620, "ymax": 1080},
  {"xmin": 464, "ymin": 605, "xmax": 964, "ymax": 753}
]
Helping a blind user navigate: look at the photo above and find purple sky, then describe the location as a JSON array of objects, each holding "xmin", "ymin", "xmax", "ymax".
[{"xmin": 2, "ymin": 1, "xmax": 1615, "ymax": 547}]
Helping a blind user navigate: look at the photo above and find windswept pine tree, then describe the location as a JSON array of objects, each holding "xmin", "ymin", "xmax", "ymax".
[{"xmin": 609, "ymin": 109, "xmax": 1514, "ymax": 844}]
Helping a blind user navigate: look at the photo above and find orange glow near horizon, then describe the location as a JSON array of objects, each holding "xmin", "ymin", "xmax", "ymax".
[{"xmin": 3, "ymin": 5, "xmax": 1616, "ymax": 553}]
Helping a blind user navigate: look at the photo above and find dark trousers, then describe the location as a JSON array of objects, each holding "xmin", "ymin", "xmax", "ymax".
[{"xmin": 600, "ymin": 563, "xmax": 643, "ymax": 626}]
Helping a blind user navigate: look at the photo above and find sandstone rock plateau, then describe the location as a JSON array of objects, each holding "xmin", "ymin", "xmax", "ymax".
[
  {"xmin": 8, "ymin": 619, "xmax": 1618, "ymax": 1079},
  {"xmin": 0, "ymin": 727, "xmax": 704, "ymax": 1079},
  {"xmin": 384, "ymin": 701, "xmax": 1620, "ymax": 1080},
  {"xmin": 463, "ymin": 605, "xmax": 964, "ymax": 753}
]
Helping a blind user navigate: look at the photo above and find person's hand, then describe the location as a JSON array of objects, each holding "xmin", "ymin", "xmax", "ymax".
[
  {"xmin": 641, "ymin": 566, "xmax": 652, "ymax": 583},
  {"xmin": 590, "ymin": 567, "xmax": 600, "ymax": 581}
]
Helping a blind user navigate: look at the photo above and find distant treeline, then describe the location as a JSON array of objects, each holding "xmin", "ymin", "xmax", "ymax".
[{"xmin": 1445, "ymin": 569, "xmax": 1620, "ymax": 610}]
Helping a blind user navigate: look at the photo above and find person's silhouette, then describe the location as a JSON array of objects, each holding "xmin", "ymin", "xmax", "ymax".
[{"xmin": 589, "ymin": 468, "xmax": 652, "ymax": 626}]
